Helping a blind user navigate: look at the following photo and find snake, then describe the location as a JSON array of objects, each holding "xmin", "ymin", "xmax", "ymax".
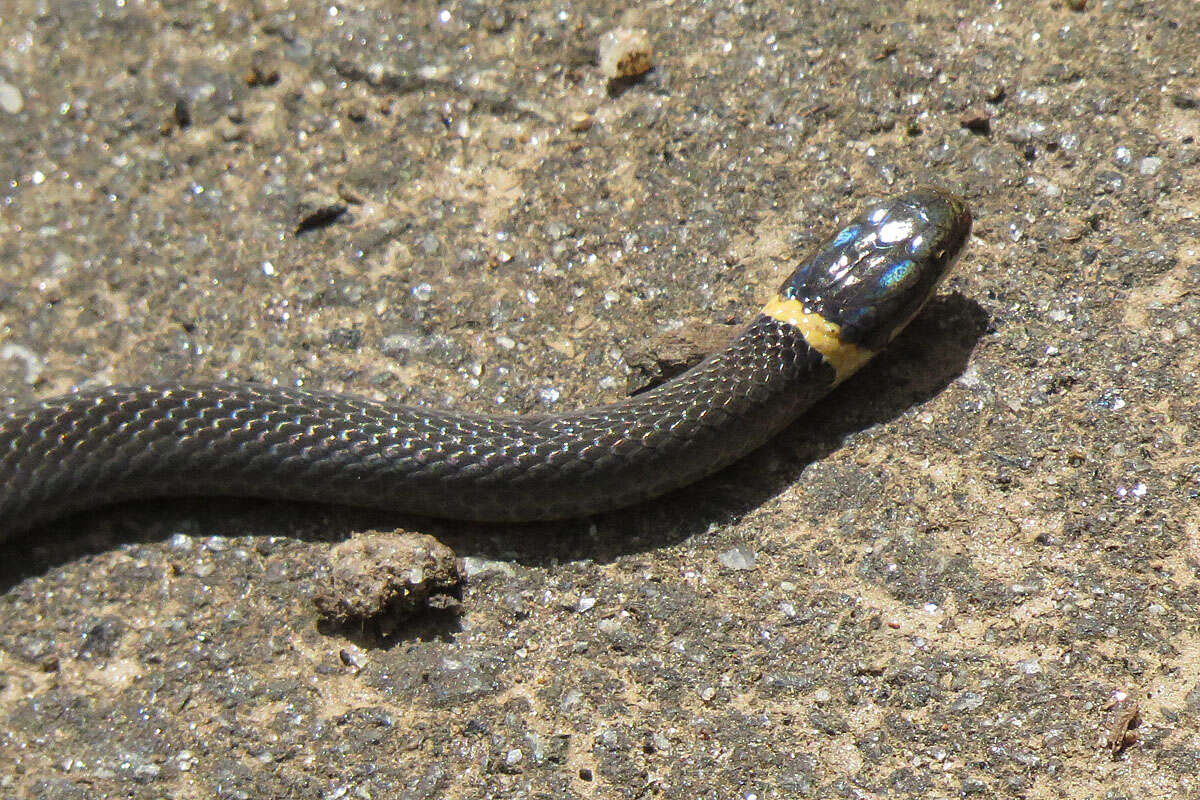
[{"xmin": 0, "ymin": 188, "xmax": 971, "ymax": 537}]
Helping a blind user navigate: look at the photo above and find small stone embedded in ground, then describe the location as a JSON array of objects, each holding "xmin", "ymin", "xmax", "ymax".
[
  {"xmin": 245, "ymin": 49, "xmax": 282, "ymax": 87},
  {"xmin": 312, "ymin": 531, "xmax": 463, "ymax": 625},
  {"xmin": 339, "ymin": 645, "xmax": 367, "ymax": 671},
  {"xmin": 568, "ymin": 110, "xmax": 594, "ymax": 132},
  {"xmin": 0, "ymin": 343, "xmax": 46, "ymax": 385},
  {"xmin": 460, "ymin": 556, "xmax": 517, "ymax": 579},
  {"xmin": 1172, "ymin": 92, "xmax": 1198, "ymax": 109},
  {"xmin": 960, "ymin": 107, "xmax": 991, "ymax": 135},
  {"xmin": 717, "ymin": 545, "xmax": 757, "ymax": 571},
  {"xmin": 0, "ymin": 81, "xmax": 23, "ymax": 114},
  {"xmin": 598, "ymin": 28, "xmax": 653, "ymax": 79},
  {"xmin": 295, "ymin": 191, "xmax": 349, "ymax": 235}
]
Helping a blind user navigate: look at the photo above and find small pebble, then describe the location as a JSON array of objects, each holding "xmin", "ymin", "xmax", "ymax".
[
  {"xmin": 245, "ymin": 49, "xmax": 281, "ymax": 87},
  {"xmin": 0, "ymin": 343, "xmax": 45, "ymax": 384},
  {"xmin": 167, "ymin": 533, "xmax": 194, "ymax": 551},
  {"xmin": 1171, "ymin": 92, "xmax": 1198, "ymax": 109},
  {"xmin": 380, "ymin": 332, "xmax": 437, "ymax": 357},
  {"xmin": 717, "ymin": 545, "xmax": 756, "ymax": 571},
  {"xmin": 460, "ymin": 557, "xmax": 516, "ymax": 578},
  {"xmin": 295, "ymin": 191, "xmax": 347, "ymax": 234},
  {"xmin": 598, "ymin": 28, "xmax": 653, "ymax": 79},
  {"xmin": 959, "ymin": 107, "xmax": 991, "ymax": 135},
  {"xmin": 0, "ymin": 81, "xmax": 22, "ymax": 114},
  {"xmin": 339, "ymin": 646, "xmax": 367, "ymax": 670},
  {"xmin": 312, "ymin": 531, "xmax": 462, "ymax": 624},
  {"xmin": 561, "ymin": 689, "xmax": 583, "ymax": 710}
]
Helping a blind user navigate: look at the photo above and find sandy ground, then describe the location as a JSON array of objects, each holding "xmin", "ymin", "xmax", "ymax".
[{"xmin": 2, "ymin": 0, "xmax": 1199, "ymax": 797}]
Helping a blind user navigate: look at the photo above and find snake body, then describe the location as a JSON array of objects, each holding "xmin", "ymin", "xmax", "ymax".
[{"xmin": 0, "ymin": 189, "xmax": 971, "ymax": 536}]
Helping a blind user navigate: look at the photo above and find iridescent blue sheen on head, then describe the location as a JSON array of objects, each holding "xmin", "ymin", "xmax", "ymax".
[
  {"xmin": 832, "ymin": 225, "xmax": 860, "ymax": 247},
  {"xmin": 778, "ymin": 188, "xmax": 972, "ymax": 350},
  {"xmin": 879, "ymin": 259, "xmax": 915, "ymax": 289}
]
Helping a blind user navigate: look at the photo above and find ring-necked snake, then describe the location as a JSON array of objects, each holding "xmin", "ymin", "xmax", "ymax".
[{"xmin": 0, "ymin": 188, "xmax": 971, "ymax": 537}]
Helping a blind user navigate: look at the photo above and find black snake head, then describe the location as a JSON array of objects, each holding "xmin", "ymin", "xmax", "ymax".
[{"xmin": 778, "ymin": 187, "xmax": 973, "ymax": 352}]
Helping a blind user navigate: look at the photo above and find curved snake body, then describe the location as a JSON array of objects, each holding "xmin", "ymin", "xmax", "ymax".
[{"xmin": 0, "ymin": 189, "xmax": 971, "ymax": 536}]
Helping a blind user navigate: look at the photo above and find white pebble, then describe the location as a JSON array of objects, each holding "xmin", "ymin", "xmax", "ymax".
[
  {"xmin": 1, "ymin": 343, "xmax": 45, "ymax": 384},
  {"xmin": 0, "ymin": 82, "xmax": 22, "ymax": 114},
  {"xmin": 598, "ymin": 28, "xmax": 653, "ymax": 79},
  {"xmin": 717, "ymin": 545, "xmax": 756, "ymax": 571}
]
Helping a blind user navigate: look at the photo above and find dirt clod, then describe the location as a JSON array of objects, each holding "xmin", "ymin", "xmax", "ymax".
[{"xmin": 313, "ymin": 531, "xmax": 463, "ymax": 624}]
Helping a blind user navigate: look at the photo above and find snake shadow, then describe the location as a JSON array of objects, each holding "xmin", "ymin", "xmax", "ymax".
[
  {"xmin": 0, "ymin": 293, "xmax": 988, "ymax": 595},
  {"xmin": 479, "ymin": 291, "xmax": 990, "ymax": 567}
]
